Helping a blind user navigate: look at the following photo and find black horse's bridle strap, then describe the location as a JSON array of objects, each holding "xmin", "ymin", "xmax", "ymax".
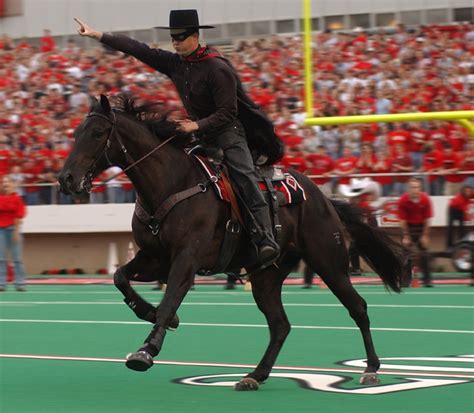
[{"xmin": 134, "ymin": 177, "xmax": 216, "ymax": 236}]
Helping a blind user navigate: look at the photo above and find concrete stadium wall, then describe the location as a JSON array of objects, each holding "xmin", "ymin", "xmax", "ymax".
[
  {"xmin": 24, "ymin": 232, "xmax": 133, "ymax": 274},
  {"xmin": 1, "ymin": 0, "xmax": 472, "ymax": 39},
  {"xmin": 22, "ymin": 227, "xmax": 458, "ymax": 275},
  {"xmin": 20, "ymin": 200, "xmax": 469, "ymax": 274}
]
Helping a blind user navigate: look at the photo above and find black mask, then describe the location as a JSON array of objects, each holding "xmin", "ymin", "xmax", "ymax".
[{"xmin": 170, "ymin": 29, "xmax": 198, "ymax": 42}]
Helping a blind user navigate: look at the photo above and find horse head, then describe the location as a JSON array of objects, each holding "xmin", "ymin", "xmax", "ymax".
[{"xmin": 59, "ymin": 94, "xmax": 118, "ymax": 195}]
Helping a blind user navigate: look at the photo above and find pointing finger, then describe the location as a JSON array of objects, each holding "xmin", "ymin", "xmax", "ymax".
[{"xmin": 73, "ymin": 17, "xmax": 84, "ymax": 28}]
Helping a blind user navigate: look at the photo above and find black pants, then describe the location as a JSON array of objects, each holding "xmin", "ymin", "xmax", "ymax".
[
  {"xmin": 405, "ymin": 224, "xmax": 432, "ymax": 285},
  {"xmin": 204, "ymin": 121, "xmax": 274, "ymax": 244},
  {"xmin": 303, "ymin": 265, "xmax": 314, "ymax": 285},
  {"xmin": 447, "ymin": 207, "xmax": 465, "ymax": 248}
]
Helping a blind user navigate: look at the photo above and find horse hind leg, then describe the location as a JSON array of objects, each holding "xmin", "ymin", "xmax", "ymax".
[
  {"xmin": 316, "ymin": 268, "xmax": 381, "ymax": 385},
  {"xmin": 301, "ymin": 192, "xmax": 381, "ymax": 384},
  {"xmin": 235, "ymin": 253, "xmax": 299, "ymax": 391}
]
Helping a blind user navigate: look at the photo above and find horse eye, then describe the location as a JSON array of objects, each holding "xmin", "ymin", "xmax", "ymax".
[{"xmin": 94, "ymin": 128, "xmax": 108, "ymax": 138}]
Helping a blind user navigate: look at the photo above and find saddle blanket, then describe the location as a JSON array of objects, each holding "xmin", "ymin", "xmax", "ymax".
[{"xmin": 194, "ymin": 156, "xmax": 307, "ymax": 205}]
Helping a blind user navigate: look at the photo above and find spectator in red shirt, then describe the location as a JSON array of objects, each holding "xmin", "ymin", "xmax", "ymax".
[
  {"xmin": 462, "ymin": 140, "xmax": 474, "ymax": 188},
  {"xmin": 0, "ymin": 135, "xmax": 13, "ymax": 176},
  {"xmin": 359, "ymin": 124, "xmax": 377, "ymax": 145},
  {"xmin": 306, "ymin": 145, "xmax": 334, "ymax": 197},
  {"xmin": 407, "ymin": 125, "xmax": 428, "ymax": 170},
  {"xmin": 447, "ymin": 127, "xmax": 467, "ymax": 153},
  {"xmin": 439, "ymin": 142, "xmax": 463, "ymax": 196},
  {"xmin": 398, "ymin": 177, "xmax": 433, "ymax": 287},
  {"xmin": 373, "ymin": 147, "xmax": 394, "ymax": 196},
  {"xmin": 391, "ymin": 144, "xmax": 414, "ymax": 195},
  {"xmin": 280, "ymin": 145, "xmax": 307, "ymax": 173},
  {"xmin": 333, "ymin": 147, "xmax": 358, "ymax": 189},
  {"xmin": 40, "ymin": 29, "xmax": 56, "ymax": 53},
  {"xmin": 421, "ymin": 142, "xmax": 443, "ymax": 195},
  {"xmin": 0, "ymin": 175, "xmax": 27, "ymax": 291},
  {"xmin": 447, "ymin": 185, "xmax": 473, "ymax": 248},
  {"xmin": 21, "ymin": 158, "xmax": 42, "ymax": 205},
  {"xmin": 427, "ymin": 121, "xmax": 448, "ymax": 151},
  {"xmin": 356, "ymin": 142, "xmax": 377, "ymax": 176},
  {"xmin": 387, "ymin": 123, "xmax": 410, "ymax": 154},
  {"xmin": 37, "ymin": 158, "xmax": 57, "ymax": 204}
]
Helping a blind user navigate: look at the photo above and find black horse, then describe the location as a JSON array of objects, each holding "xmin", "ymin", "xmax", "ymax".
[{"xmin": 59, "ymin": 95, "xmax": 405, "ymax": 391}]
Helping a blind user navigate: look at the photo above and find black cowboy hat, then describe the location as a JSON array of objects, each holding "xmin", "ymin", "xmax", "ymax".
[{"xmin": 155, "ymin": 9, "xmax": 214, "ymax": 29}]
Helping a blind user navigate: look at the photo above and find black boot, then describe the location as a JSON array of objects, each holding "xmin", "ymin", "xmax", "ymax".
[
  {"xmin": 257, "ymin": 239, "xmax": 280, "ymax": 268},
  {"xmin": 251, "ymin": 229, "xmax": 280, "ymax": 269},
  {"xmin": 251, "ymin": 207, "xmax": 280, "ymax": 268}
]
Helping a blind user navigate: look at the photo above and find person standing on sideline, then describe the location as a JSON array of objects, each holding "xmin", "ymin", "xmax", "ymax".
[
  {"xmin": 398, "ymin": 177, "xmax": 434, "ymax": 287},
  {"xmin": 446, "ymin": 185, "xmax": 473, "ymax": 249},
  {"xmin": 74, "ymin": 10, "xmax": 282, "ymax": 268},
  {"xmin": 0, "ymin": 175, "xmax": 27, "ymax": 291}
]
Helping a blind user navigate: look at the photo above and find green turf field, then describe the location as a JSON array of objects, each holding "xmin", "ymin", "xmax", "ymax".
[{"xmin": 0, "ymin": 285, "xmax": 473, "ymax": 413}]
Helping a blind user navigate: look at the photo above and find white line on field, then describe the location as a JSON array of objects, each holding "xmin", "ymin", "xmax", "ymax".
[
  {"xmin": 0, "ymin": 301, "xmax": 472, "ymax": 309},
  {"xmin": 10, "ymin": 290, "xmax": 474, "ymax": 296},
  {"xmin": 0, "ymin": 353, "xmax": 472, "ymax": 379},
  {"xmin": 0, "ymin": 318, "xmax": 472, "ymax": 334}
]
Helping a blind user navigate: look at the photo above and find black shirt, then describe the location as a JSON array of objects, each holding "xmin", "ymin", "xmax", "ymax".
[{"xmin": 101, "ymin": 34, "xmax": 237, "ymax": 134}]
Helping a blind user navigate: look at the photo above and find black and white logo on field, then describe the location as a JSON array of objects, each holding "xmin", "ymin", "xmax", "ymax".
[{"xmin": 174, "ymin": 355, "xmax": 474, "ymax": 394}]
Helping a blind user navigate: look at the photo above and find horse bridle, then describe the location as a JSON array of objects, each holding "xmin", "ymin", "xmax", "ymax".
[{"xmin": 82, "ymin": 110, "xmax": 176, "ymax": 193}]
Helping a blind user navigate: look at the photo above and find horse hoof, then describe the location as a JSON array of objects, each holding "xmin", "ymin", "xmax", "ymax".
[
  {"xmin": 234, "ymin": 377, "xmax": 260, "ymax": 391},
  {"xmin": 125, "ymin": 351, "xmax": 154, "ymax": 372},
  {"xmin": 168, "ymin": 314, "xmax": 180, "ymax": 331},
  {"xmin": 360, "ymin": 372, "xmax": 380, "ymax": 385}
]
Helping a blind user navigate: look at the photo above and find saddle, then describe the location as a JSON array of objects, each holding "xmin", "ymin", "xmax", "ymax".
[{"xmin": 189, "ymin": 144, "xmax": 307, "ymax": 208}]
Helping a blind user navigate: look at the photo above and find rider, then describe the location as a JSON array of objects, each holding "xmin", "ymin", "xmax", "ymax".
[{"xmin": 74, "ymin": 9, "xmax": 281, "ymax": 267}]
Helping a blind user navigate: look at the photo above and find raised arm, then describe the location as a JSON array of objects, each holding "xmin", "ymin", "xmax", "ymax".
[{"xmin": 74, "ymin": 17, "xmax": 176, "ymax": 76}]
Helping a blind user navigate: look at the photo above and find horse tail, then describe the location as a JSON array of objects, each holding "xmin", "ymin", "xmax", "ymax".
[{"xmin": 330, "ymin": 199, "xmax": 405, "ymax": 293}]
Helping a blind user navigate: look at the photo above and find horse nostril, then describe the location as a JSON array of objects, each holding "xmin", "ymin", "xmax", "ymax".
[{"xmin": 59, "ymin": 173, "xmax": 74, "ymax": 194}]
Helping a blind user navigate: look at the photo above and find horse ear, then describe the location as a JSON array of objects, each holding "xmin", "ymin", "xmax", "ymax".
[
  {"xmin": 89, "ymin": 96, "xmax": 99, "ymax": 111},
  {"xmin": 100, "ymin": 94, "xmax": 111, "ymax": 113}
]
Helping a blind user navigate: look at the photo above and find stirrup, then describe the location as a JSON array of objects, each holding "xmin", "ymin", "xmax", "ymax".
[{"xmin": 255, "ymin": 245, "xmax": 280, "ymax": 270}]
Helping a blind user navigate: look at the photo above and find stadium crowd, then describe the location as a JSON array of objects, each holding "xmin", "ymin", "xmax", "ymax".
[{"xmin": 0, "ymin": 23, "xmax": 473, "ymax": 204}]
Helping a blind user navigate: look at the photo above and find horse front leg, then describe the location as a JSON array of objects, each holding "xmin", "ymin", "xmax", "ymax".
[
  {"xmin": 124, "ymin": 250, "xmax": 197, "ymax": 372},
  {"xmin": 114, "ymin": 250, "xmax": 178, "ymax": 328}
]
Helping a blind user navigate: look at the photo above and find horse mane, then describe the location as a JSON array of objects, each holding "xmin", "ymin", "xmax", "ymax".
[{"xmin": 112, "ymin": 95, "xmax": 189, "ymax": 147}]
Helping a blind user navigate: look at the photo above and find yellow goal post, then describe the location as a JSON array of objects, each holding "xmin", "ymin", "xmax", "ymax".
[{"xmin": 302, "ymin": 0, "xmax": 474, "ymax": 136}]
